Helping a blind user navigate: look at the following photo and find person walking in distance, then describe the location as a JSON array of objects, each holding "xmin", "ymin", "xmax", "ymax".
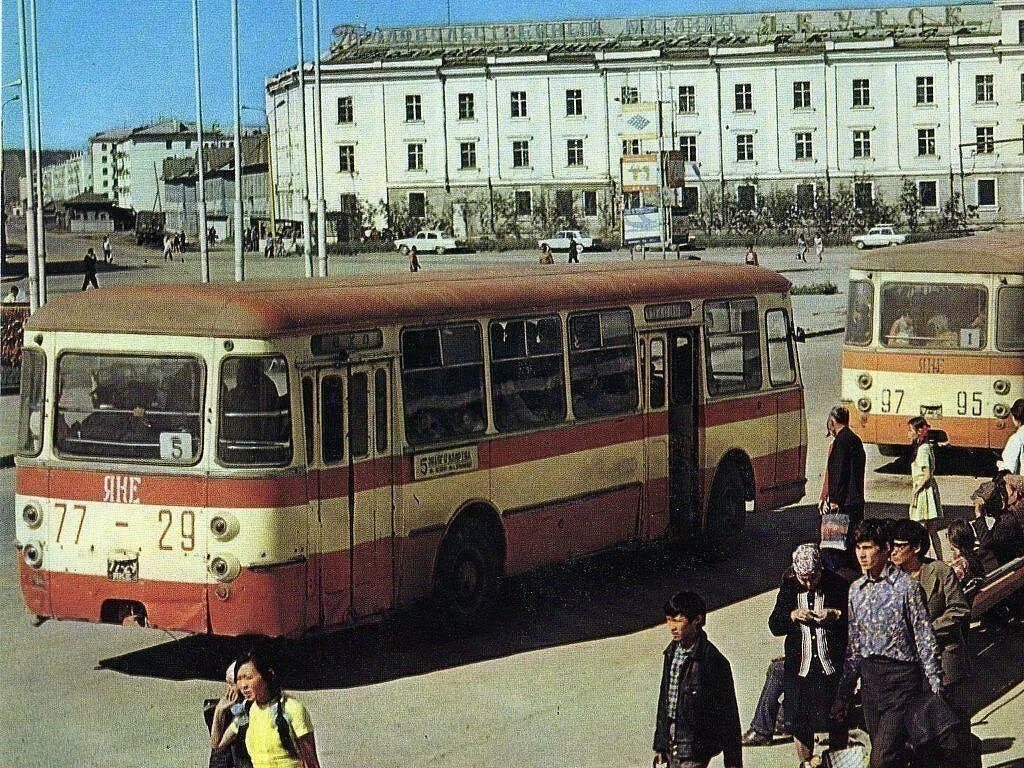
[
  {"xmin": 908, "ymin": 416, "xmax": 944, "ymax": 560},
  {"xmin": 408, "ymin": 246, "xmax": 421, "ymax": 272},
  {"xmin": 539, "ymin": 242, "xmax": 554, "ymax": 264},
  {"xmin": 163, "ymin": 234, "xmax": 174, "ymax": 261},
  {"xmin": 653, "ymin": 591, "xmax": 742, "ymax": 768},
  {"xmin": 796, "ymin": 233, "xmax": 808, "ymax": 262},
  {"xmin": 81, "ymin": 248, "xmax": 99, "ymax": 291},
  {"xmin": 820, "ymin": 406, "xmax": 866, "ymax": 576},
  {"xmin": 102, "ymin": 235, "xmax": 113, "ymax": 264},
  {"xmin": 744, "ymin": 244, "xmax": 759, "ymax": 267},
  {"xmin": 814, "ymin": 232, "xmax": 824, "ymax": 263},
  {"xmin": 567, "ymin": 234, "xmax": 580, "ymax": 264},
  {"xmin": 833, "ymin": 519, "xmax": 944, "ymax": 768}
]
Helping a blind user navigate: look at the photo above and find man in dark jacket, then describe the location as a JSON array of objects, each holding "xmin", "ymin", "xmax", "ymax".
[
  {"xmin": 821, "ymin": 405, "xmax": 866, "ymax": 574},
  {"xmin": 654, "ymin": 591, "xmax": 742, "ymax": 768}
]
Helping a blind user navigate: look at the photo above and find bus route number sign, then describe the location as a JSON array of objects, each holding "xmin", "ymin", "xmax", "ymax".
[{"xmin": 414, "ymin": 446, "xmax": 479, "ymax": 480}]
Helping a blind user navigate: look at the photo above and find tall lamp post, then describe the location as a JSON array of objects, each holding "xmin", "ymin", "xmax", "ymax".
[
  {"xmin": 1, "ymin": 90, "xmax": 21, "ymax": 265},
  {"xmin": 231, "ymin": 0, "xmax": 244, "ymax": 282},
  {"xmin": 295, "ymin": 0, "xmax": 314, "ymax": 277},
  {"xmin": 16, "ymin": 0, "xmax": 38, "ymax": 312},
  {"xmin": 29, "ymin": 0, "xmax": 45, "ymax": 303},
  {"xmin": 311, "ymin": 0, "xmax": 328, "ymax": 277},
  {"xmin": 243, "ymin": 99, "xmax": 286, "ymax": 250},
  {"xmin": 191, "ymin": 0, "xmax": 210, "ymax": 283}
]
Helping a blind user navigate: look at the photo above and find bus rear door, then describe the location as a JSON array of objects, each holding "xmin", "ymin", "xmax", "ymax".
[{"xmin": 667, "ymin": 329, "xmax": 699, "ymax": 536}]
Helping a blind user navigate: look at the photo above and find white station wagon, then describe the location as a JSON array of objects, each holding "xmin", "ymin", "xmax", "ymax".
[
  {"xmin": 394, "ymin": 230, "xmax": 459, "ymax": 254},
  {"xmin": 851, "ymin": 225, "xmax": 908, "ymax": 249}
]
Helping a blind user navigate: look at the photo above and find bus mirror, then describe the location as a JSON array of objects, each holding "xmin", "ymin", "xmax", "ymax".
[{"xmin": 794, "ymin": 326, "xmax": 807, "ymax": 343}]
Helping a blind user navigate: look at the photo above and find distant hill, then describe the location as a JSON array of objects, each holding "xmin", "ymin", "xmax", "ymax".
[{"xmin": 2, "ymin": 149, "xmax": 77, "ymax": 211}]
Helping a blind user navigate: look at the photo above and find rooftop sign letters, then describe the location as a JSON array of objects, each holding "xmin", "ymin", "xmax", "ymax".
[{"xmin": 332, "ymin": 4, "xmax": 995, "ymax": 50}]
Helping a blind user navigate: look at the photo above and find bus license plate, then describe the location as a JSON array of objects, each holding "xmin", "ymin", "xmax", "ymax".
[
  {"xmin": 107, "ymin": 556, "xmax": 139, "ymax": 582},
  {"xmin": 920, "ymin": 405, "xmax": 942, "ymax": 419}
]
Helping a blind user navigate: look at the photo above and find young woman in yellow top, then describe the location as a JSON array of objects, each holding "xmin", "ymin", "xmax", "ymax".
[{"xmin": 211, "ymin": 651, "xmax": 322, "ymax": 768}]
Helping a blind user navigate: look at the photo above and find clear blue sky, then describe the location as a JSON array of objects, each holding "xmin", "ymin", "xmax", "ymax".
[{"xmin": 3, "ymin": 0, "xmax": 904, "ymax": 149}]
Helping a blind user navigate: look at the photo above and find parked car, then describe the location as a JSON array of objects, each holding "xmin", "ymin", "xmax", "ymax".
[
  {"xmin": 538, "ymin": 230, "xmax": 595, "ymax": 252},
  {"xmin": 851, "ymin": 224, "xmax": 907, "ymax": 249},
  {"xmin": 394, "ymin": 230, "xmax": 458, "ymax": 255}
]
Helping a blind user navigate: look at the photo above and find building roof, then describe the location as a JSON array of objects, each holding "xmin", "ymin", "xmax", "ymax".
[
  {"xmin": 90, "ymin": 127, "xmax": 133, "ymax": 143},
  {"xmin": 161, "ymin": 137, "xmax": 268, "ymax": 182},
  {"xmin": 851, "ymin": 230, "xmax": 1024, "ymax": 275},
  {"xmin": 61, "ymin": 191, "xmax": 117, "ymax": 207},
  {"xmin": 26, "ymin": 260, "xmax": 791, "ymax": 338}
]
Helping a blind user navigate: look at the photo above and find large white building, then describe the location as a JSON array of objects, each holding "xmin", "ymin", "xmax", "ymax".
[
  {"xmin": 266, "ymin": 0, "xmax": 1024, "ymax": 239},
  {"xmin": 40, "ymin": 152, "xmax": 93, "ymax": 204}
]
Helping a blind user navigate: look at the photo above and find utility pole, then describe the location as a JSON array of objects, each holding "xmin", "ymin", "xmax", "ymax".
[
  {"xmin": 17, "ymin": 0, "xmax": 38, "ymax": 312},
  {"xmin": 295, "ymin": 0, "xmax": 314, "ymax": 277},
  {"xmin": 192, "ymin": 0, "xmax": 210, "ymax": 282},
  {"xmin": 29, "ymin": 0, "xmax": 45, "ymax": 304},
  {"xmin": 312, "ymin": 0, "xmax": 328, "ymax": 277},
  {"xmin": 231, "ymin": 0, "xmax": 244, "ymax": 281}
]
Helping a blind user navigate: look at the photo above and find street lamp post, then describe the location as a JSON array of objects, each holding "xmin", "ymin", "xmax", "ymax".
[
  {"xmin": 0, "ymin": 90, "xmax": 21, "ymax": 265},
  {"xmin": 295, "ymin": 0, "xmax": 314, "ymax": 277},
  {"xmin": 16, "ymin": 0, "xmax": 38, "ymax": 312},
  {"xmin": 231, "ymin": 0, "xmax": 244, "ymax": 282},
  {"xmin": 311, "ymin": 0, "xmax": 328, "ymax": 277},
  {"xmin": 191, "ymin": 0, "xmax": 210, "ymax": 283},
  {"xmin": 29, "ymin": 0, "xmax": 45, "ymax": 303},
  {"xmin": 242, "ymin": 99, "xmax": 286, "ymax": 251}
]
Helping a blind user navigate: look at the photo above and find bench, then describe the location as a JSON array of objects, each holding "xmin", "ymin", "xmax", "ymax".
[{"xmin": 966, "ymin": 555, "xmax": 1024, "ymax": 619}]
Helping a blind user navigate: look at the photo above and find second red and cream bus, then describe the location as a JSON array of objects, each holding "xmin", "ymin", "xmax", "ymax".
[
  {"xmin": 15, "ymin": 261, "xmax": 806, "ymax": 636},
  {"xmin": 841, "ymin": 231, "xmax": 1024, "ymax": 455}
]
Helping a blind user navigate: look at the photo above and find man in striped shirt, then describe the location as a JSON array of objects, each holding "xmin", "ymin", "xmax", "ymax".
[{"xmin": 833, "ymin": 518, "xmax": 943, "ymax": 768}]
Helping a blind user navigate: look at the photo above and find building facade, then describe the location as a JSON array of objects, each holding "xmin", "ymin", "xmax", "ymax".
[
  {"xmin": 266, "ymin": 0, "xmax": 1024, "ymax": 238},
  {"xmin": 41, "ymin": 152, "xmax": 93, "ymax": 204}
]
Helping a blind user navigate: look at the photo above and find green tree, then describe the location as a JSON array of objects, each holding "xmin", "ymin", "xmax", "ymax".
[{"xmin": 898, "ymin": 177, "xmax": 925, "ymax": 232}]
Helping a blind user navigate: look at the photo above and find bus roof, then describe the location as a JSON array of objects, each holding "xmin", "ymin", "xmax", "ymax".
[
  {"xmin": 851, "ymin": 230, "xmax": 1024, "ymax": 275},
  {"xmin": 26, "ymin": 261, "xmax": 791, "ymax": 339}
]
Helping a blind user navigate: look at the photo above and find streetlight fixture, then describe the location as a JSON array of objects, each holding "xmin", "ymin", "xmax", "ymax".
[
  {"xmin": 0, "ymin": 90, "xmax": 21, "ymax": 265},
  {"xmin": 295, "ymin": 0, "xmax": 314, "ymax": 277},
  {"xmin": 17, "ymin": 0, "xmax": 39, "ymax": 311},
  {"xmin": 191, "ymin": 0, "xmax": 210, "ymax": 283},
  {"xmin": 243, "ymin": 99, "xmax": 286, "ymax": 249},
  {"xmin": 231, "ymin": 0, "xmax": 244, "ymax": 282}
]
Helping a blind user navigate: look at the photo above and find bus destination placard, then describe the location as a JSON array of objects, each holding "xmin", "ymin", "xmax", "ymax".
[{"xmin": 414, "ymin": 445, "xmax": 479, "ymax": 480}]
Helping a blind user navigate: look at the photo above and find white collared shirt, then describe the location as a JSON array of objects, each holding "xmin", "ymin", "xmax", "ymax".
[{"xmin": 998, "ymin": 424, "xmax": 1024, "ymax": 474}]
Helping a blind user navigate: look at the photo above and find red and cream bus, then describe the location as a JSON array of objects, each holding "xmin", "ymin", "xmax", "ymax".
[
  {"xmin": 14, "ymin": 262, "xmax": 806, "ymax": 637},
  {"xmin": 841, "ymin": 231, "xmax": 1024, "ymax": 455}
]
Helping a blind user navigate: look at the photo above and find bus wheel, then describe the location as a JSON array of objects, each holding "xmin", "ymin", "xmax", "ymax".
[
  {"xmin": 435, "ymin": 518, "xmax": 500, "ymax": 629},
  {"xmin": 704, "ymin": 461, "xmax": 747, "ymax": 559}
]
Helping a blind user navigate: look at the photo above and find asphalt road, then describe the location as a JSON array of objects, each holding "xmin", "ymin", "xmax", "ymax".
[{"xmin": 1, "ymin": 233, "xmax": 1022, "ymax": 768}]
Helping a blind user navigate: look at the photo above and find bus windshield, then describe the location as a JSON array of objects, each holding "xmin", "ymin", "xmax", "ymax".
[
  {"xmin": 880, "ymin": 283, "xmax": 987, "ymax": 350},
  {"xmin": 55, "ymin": 353, "xmax": 204, "ymax": 463}
]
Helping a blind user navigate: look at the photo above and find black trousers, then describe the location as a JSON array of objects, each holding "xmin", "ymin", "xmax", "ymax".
[{"xmin": 862, "ymin": 656, "xmax": 921, "ymax": 768}]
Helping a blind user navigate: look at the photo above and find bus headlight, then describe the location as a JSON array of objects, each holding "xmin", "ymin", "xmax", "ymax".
[
  {"xmin": 994, "ymin": 403, "xmax": 1010, "ymax": 419},
  {"xmin": 22, "ymin": 503, "xmax": 43, "ymax": 529},
  {"xmin": 210, "ymin": 513, "xmax": 239, "ymax": 542},
  {"xmin": 857, "ymin": 373, "xmax": 873, "ymax": 390},
  {"xmin": 856, "ymin": 397, "xmax": 872, "ymax": 413},
  {"xmin": 993, "ymin": 379, "xmax": 1010, "ymax": 396},
  {"xmin": 23, "ymin": 541, "xmax": 44, "ymax": 569},
  {"xmin": 208, "ymin": 554, "xmax": 240, "ymax": 583}
]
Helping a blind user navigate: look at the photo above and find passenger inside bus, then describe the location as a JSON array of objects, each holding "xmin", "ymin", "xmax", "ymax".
[
  {"xmin": 887, "ymin": 311, "xmax": 915, "ymax": 347},
  {"xmin": 220, "ymin": 357, "xmax": 290, "ymax": 463},
  {"xmin": 76, "ymin": 369, "xmax": 159, "ymax": 459}
]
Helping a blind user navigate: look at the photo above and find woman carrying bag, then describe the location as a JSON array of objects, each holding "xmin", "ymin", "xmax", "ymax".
[
  {"xmin": 211, "ymin": 650, "xmax": 322, "ymax": 768},
  {"xmin": 908, "ymin": 416, "xmax": 944, "ymax": 559}
]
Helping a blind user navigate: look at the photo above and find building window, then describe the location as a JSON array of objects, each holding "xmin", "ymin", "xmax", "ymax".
[
  {"xmin": 510, "ymin": 91, "xmax": 527, "ymax": 117},
  {"xmin": 853, "ymin": 129, "xmax": 871, "ymax": 158},
  {"xmin": 459, "ymin": 141, "xmax": 477, "ymax": 169},
  {"xmin": 679, "ymin": 135, "xmax": 697, "ymax": 162},
  {"xmin": 407, "ymin": 143, "xmax": 424, "ymax": 170},
  {"xmin": 102, "ymin": 168, "xmax": 108, "ymax": 176},
  {"xmin": 854, "ymin": 182, "xmax": 874, "ymax": 209},
  {"xmin": 101, "ymin": 143, "xmax": 107, "ymax": 150},
  {"xmin": 622, "ymin": 139, "xmax": 641, "ymax": 156},
  {"xmin": 337, "ymin": 96, "xmax": 353, "ymax": 124},
  {"xmin": 620, "ymin": 85, "xmax": 639, "ymax": 105},
  {"xmin": 735, "ymin": 83, "xmax": 752, "ymax": 111},
  {"xmin": 852, "ymin": 78, "xmax": 870, "ymax": 107},
  {"xmin": 566, "ymin": 139, "xmax": 584, "ymax": 167},
  {"xmin": 975, "ymin": 74, "xmax": 994, "ymax": 103},
  {"xmin": 678, "ymin": 85, "xmax": 695, "ymax": 114},
  {"xmin": 555, "ymin": 190, "xmax": 573, "ymax": 216},
  {"xmin": 165, "ymin": 140, "xmax": 173, "ymax": 150},
  {"xmin": 918, "ymin": 180, "xmax": 937, "ymax": 208},
  {"xmin": 515, "ymin": 190, "xmax": 532, "ymax": 216},
  {"xmin": 458, "ymin": 93, "xmax": 474, "ymax": 120},
  {"xmin": 101, "ymin": 155, "xmax": 107, "ymax": 163},
  {"xmin": 737, "ymin": 184, "xmax": 756, "ymax": 211},
  {"xmin": 583, "ymin": 190, "xmax": 598, "ymax": 216},
  {"xmin": 408, "ymin": 192, "xmax": 426, "ymax": 218},
  {"xmin": 565, "ymin": 89, "xmax": 583, "ymax": 116},
  {"xmin": 512, "ymin": 140, "xmax": 530, "ymax": 168},
  {"xmin": 917, "ymin": 128, "xmax": 936, "ymax": 156},
  {"xmin": 793, "ymin": 81, "xmax": 811, "ymax": 109},
  {"xmin": 339, "ymin": 144, "xmax": 355, "ymax": 172},
  {"xmin": 623, "ymin": 190, "xmax": 642, "ymax": 209},
  {"xmin": 405, "ymin": 94, "xmax": 422, "ymax": 122},
  {"xmin": 796, "ymin": 183, "xmax": 816, "ymax": 210},
  {"xmin": 1020, "ymin": 18, "xmax": 1024, "ymax": 43},
  {"xmin": 976, "ymin": 126, "xmax": 994, "ymax": 154},
  {"xmin": 736, "ymin": 133, "xmax": 754, "ymax": 161},
  {"xmin": 184, "ymin": 140, "xmax": 191, "ymax": 150},
  {"xmin": 794, "ymin": 132, "xmax": 813, "ymax": 160},
  {"xmin": 977, "ymin": 178, "xmax": 996, "ymax": 207},
  {"xmin": 916, "ymin": 76, "xmax": 934, "ymax": 105}
]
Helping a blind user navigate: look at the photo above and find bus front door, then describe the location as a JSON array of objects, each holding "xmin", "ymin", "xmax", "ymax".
[{"xmin": 667, "ymin": 329, "xmax": 699, "ymax": 537}]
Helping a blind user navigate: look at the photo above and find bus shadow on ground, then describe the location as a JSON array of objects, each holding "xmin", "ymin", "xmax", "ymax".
[
  {"xmin": 98, "ymin": 500, "xmax": 1020, "ymax": 705},
  {"xmin": 1, "ymin": 259, "xmax": 151, "ymax": 277}
]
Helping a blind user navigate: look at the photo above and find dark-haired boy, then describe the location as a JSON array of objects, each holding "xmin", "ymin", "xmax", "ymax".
[
  {"xmin": 653, "ymin": 591, "xmax": 742, "ymax": 768},
  {"xmin": 834, "ymin": 519, "xmax": 943, "ymax": 768}
]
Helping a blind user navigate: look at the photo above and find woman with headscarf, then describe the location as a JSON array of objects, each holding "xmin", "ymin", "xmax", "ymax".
[{"xmin": 768, "ymin": 543, "xmax": 850, "ymax": 768}]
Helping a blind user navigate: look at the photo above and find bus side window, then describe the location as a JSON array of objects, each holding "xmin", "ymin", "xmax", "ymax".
[
  {"xmin": 568, "ymin": 308, "xmax": 638, "ymax": 419},
  {"xmin": 375, "ymin": 368, "xmax": 388, "ymax": 453},
  {"xmin": 649, "ymin": 338, "xmax": 666, "ymax": 409},
  {"xmin": 321, "ymin": 375, "xmax": 345, "ymax": 464},
  {"xmin": 997, "ymin": 286, "xmax": 1024, "ymax": 352},
  {"xmin": 302, "ymin": 377, "xmax": 314, "ymax": 464},
  {"xmin": 766, "ymin": 309, "xmax": 796, "ymax": 386},
  {"xmin": 349, "ymin": 372, "xmax": 369, "ymax": 458},
  {"xmin": 489, "ymin": 315, "xmax": 566, "ymax": 432},
  {"xmin": 846, "ymin": 281, "xmax": 873, "ymax": 346},
  {"xmin": 703, "ymin": 298, "xmax": 762, "ymax": 396}
]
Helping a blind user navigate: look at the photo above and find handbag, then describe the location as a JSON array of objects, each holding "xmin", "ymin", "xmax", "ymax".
[
  {"xmin": 823, "ymin": 745, "xmax": 868, "ymax": 768},
  {"xmin": 821, "ymin": 509, "xmax": 850, "ymax": 550}
]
